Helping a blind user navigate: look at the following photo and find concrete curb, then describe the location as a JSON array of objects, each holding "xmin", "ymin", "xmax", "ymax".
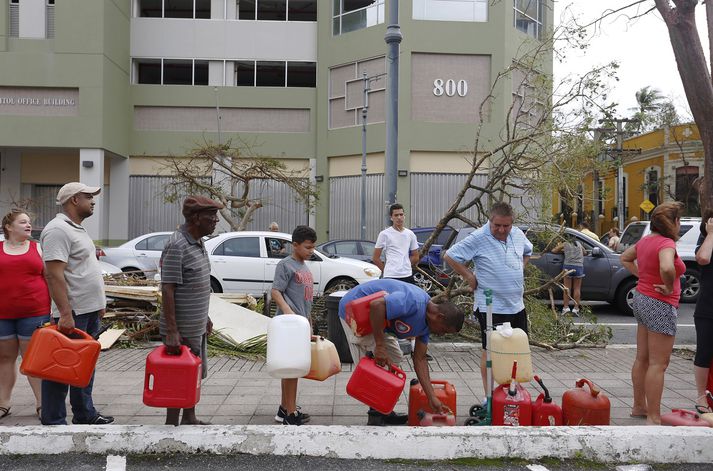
[{"xmin": 1, "ymin": 425, "xmax": 712, "ymax": 463}]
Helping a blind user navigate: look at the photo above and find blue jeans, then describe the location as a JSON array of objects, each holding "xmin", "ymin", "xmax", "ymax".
[{"xmin": 41, "ymin": 311, "xmax": 100, "ymax": 425}]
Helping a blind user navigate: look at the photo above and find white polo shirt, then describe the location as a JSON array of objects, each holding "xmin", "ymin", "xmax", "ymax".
[{"xmin": 375, "ymin": 226, "xmax": 419, "ymax": 278}]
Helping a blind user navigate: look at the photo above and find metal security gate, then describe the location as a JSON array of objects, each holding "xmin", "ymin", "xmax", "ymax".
[
  {"xmin": 241, "ymin": 179, "xmax": 310, "ymax": 233},
  {"xmin": 30, "ymin": 184, "xmax": 63, "ymax": 229},
  {"xmin": 328, "ymin": 174, "xmax": 385, "ymax": 241},
  {"xmin": 410, "ymin": 173, "xmax": 487, "ymax": 229}
]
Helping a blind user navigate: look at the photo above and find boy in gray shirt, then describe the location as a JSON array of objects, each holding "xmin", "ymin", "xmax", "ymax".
[{"xmin": 270, "ymin": 225, "xmax": 316, "ymax": 425}]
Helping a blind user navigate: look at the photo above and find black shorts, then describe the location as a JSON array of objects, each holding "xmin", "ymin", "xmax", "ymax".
[
  {"xmin": 475, "ymin": 309, "xmax": 528, "ymax": 349},
  {"xmin": 694, "ymin": 316, "xmax": 713, "ymax": 368}
]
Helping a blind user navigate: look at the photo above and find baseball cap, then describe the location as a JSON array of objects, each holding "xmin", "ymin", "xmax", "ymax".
[
  {"xmin": 182, "ymin": 195, "xmax": 224, "ymax": 218},
  {"xmin": 56, "ymin": 182, "xmax": 101, "ymax": 205}
]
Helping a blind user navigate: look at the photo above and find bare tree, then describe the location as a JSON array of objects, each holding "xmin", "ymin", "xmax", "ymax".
[{"xmin": 162, "ymin": 139, "xmax": 319, "ymax": 231}]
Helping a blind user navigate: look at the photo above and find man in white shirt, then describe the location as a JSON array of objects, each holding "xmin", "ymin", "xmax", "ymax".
[{"xmin": 372, "ymin": 203, "xmax": 420, "ymax": 284}]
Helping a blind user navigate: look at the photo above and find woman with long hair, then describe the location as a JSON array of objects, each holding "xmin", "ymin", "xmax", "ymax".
[
  {"xmin": 620, "ymin": 202, "xmax": 686, "ymax": 424},
  {"xmin": 607, "ymin": 227, "xmax": 621, "ymax": 251},
  {"xmin": 0, "ymin": 209, "xmax": 51, "ymax": 420},
  {"xmin": 693, "ymin": 210, "xmax": 713, "ymax": 411}
]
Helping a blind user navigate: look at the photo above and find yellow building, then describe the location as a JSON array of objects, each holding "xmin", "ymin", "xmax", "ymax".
[{"xmin": 554, "ymin": 123, "xmax": 704, "ymax": 236}]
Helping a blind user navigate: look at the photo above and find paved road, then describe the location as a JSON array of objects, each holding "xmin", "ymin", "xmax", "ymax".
[
  {"xmin": 574, "ymin": 301, "xmax": 696, "ymax": 345},
  {"xmin": 2, "ymin": 454, "xmax": 710, "ymax": 471}
]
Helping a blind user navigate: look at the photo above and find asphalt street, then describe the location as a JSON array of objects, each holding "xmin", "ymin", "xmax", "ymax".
[
  {"xmin": 1, "ymin": 454, "xmax": 711, "ymax": 471},
  {"xmin": 576, "ymin": 301, "xmax": 696, "ymax": 345}
]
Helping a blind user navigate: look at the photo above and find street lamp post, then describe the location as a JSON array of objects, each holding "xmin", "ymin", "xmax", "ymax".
[{"xmin": 384, "ymin": 0, "xmax": 401, "ymax": 225}]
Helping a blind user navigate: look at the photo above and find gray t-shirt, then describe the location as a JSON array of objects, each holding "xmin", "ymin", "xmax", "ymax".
[
  {"xmin": 41, "ymin": 213, "xmax": 106, "ymax": 317},
  {"xmin": 159, "ymin": 226, "xmax": 211, "ymax": 337},
  {"xmin": 563, "ymin": 241, "xmax": 584, "ymax": 267},
  {"xmin": 272, "ymin": 256, "xmax": 313, "ymax": 318}
]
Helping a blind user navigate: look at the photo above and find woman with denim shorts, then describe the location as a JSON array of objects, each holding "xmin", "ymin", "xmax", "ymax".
[
  {"xmin": 0, "ymin": 209, "xmax": 51, "ymax": 420},
  {"xmin": 621, "ymin": 202, "xmax": 686, "ymax": 425},
  {"xmin": 553, "ymin": 233, "xmax": 585, "ymax": 315}
]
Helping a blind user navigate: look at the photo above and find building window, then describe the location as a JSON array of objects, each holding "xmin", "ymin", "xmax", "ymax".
[
  {"xmin": 286, "ymin": 61, "xmax": 316, "ymax": 87},
  {"xmin": 513, "ymin": 0, "xmax": 544, "ymax": 39},
  {"xmin": 236, "ymin": 61, "xmax": 315, "ymax": 87},
  {"xmin": 137, "ymin": 0, "xmax": 211, "ymax": 18},
  {"xmin": 256, "ymin": 61, "xmax": 286, "ymax": 86},
  {"xmin": 45, "ymin": 0, "xmax": 55, "ymax": 38},
  {"xmin": 9, "ymin": 0, "xmax": 19, "ymax": 37},
  {"xmin": 238, "ymin": 0, "xmax": 316, "ymax": 21},
  {"xmin": 134, "ymin": 58, "xmax": 210, "ymax": 85},
  {"xmin": 676, "ymin": 165, "xmax": 700, "ymax": 216},
  {"xmin": 136, "ymin": 59, "xmax": 162, "ymax": 84},
  {"xmin": 413, "ymin": 0, "xmax": 487, "ymax": 22},
  {"xmin": 236, "ymin": 61, "xmax": 256, "ymax": 86},
  {"xmin": 333, "ymin": 0, "xmax": 385, "ymax": 36}
]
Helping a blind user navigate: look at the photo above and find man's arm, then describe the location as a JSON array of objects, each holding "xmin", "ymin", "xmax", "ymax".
[
  {"xmin": 271, "ymin": 288, "xmax": 295, "ymax": 314},
  {"xmin": 44, "ymin": 260, "xmax": 73, "ymax": 333},
  {"xmin": 372, "ymin": 247, "xmax": 385, "ymax": 272},
  {"xmin": 368, "ymin": 297, "xmax": 388, "ymax": 365},
  {"xmin": 161, "ymin": 283, "xmax": 182, "ymax": 354},
  {"xmin": 412, "ymin": 339, "xmax": 444, "ymax": 413},
  {"xmin": 443, "ymin": 254, "xmax": 476, "ymax": 291},
  {"xmin": 620, "ymin": 246, "xmax": 638, "ymax": 277},
  {"xmin": 409, "ymin": 249, "xmax": 420, "ymax": 267}
]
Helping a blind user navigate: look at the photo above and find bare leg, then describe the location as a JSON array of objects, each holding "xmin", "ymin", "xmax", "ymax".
[
  {"xmin": 562, "ymin": 277, "xmax": 572, "ymax": 310},
  {"xmin": 480, "ymin": 350, "xmax": 487, "ymax": 398},
  {"xmin": 572, "ymin": 278, "xmax": 582, "ymax": 310},
  {"xmin": 281, "ymin": 378, "xmax": 298, "ymax": 415},
  {"xmin": 165, "ymin": 408, "xmax": 180, "ymax": 426},
  {"xmin": 0, "ymin": 339, "xmax": 19, "ymax": 412},
  {"xmin": 18, "ymin": 339, "xmax": 42, "ymax": 411},
  {"xmin": 630, "ymin": 324, "xmax": 649, "ymax": 417},
  {"xmin": 180, "ymin": 407, "xmax": 210, "ymax": 425},
  {"xmin": 694, "ymin": 365, "xmax": 710, "ymax": 407},
  {"xmin": 644, "ymin": 330, "xmax": 675, "ymax": 425}
]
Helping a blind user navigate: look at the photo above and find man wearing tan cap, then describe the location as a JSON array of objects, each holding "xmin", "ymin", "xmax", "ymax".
[
  {"xmin": 39, "ymin": 182, "xmax": 113, "ymax": 425},
  {"xmin": 160, "ymin": 195, "xmax": 223, "ymax": 426}
]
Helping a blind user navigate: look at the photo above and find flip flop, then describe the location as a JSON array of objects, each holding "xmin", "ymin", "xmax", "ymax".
[
  {"xmin": 0, "ymin": 406, "xmax": 10, "ymax": 419},
  {"xmin": 629, "ymin": 412, "xmax": 647, "ymax": 418}
]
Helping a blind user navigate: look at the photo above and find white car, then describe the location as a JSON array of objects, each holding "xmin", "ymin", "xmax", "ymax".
[
  {"xmin": 100, "ymin": 231, "xmax": 172, "ymax": 278},
  {"xmin": 203, "ymin": 231, "xmax": 382, "ymax": 296}
]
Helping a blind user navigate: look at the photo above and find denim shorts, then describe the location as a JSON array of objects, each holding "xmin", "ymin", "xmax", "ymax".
[
  {"xmin": 0, "ymin": 314, "xmax": 51, "ymax": 340},
  {"xmin": 563, "ymin": 265, "xmax": 585, "ymax": 278}
]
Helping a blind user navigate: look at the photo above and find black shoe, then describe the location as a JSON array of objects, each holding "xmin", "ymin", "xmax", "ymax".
[
  {"xmin": 275, "ymin": 405, "xmax": 310, "ymax": 423},
  {"xmin": 72, "ymin": 414, "xmax": 114, "ymax": 425},
  {"xmin": 282, "ymin": 411, "xmax": 307, "ymax": 425},
  {"xmin": 367, "ymin": 409, "xmax": 385, "ymax": 426},
  {"xmin": 383, "ymin": 411, "xmax": 408, "ymax": 425}
]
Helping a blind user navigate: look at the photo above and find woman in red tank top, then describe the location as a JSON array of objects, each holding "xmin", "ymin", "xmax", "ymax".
[
  {"xmin": 0, "ymin": 209, "xmax": 51, "ymax": 420},
  {"xmin": 620, "ymin": 202, "xmax": 686, "ymax": 425}
]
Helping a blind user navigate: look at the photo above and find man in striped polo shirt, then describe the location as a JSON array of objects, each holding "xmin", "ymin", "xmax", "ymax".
[
  {"xmin": 444, "ymin": 202, "xmax": 533, "ymax": 393},
  {"xmin": 160, "ymin": 195, "xmax": 223, "ymax": 426}
]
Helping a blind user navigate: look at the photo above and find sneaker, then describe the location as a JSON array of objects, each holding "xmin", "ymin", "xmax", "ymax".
[
  {"xmin": 383, "ymin": 411, "xmax": 408, "ymax": 425},
  {"xmin": 367, "ymin": 409, "xmax": 385, "ymax": 426},
  {"xmin": 275, "ymin": 405, "xmax": 310, "ymax": 423},
  {"xmin": 282, "ymin": 411, "xmax": 307, "ymax": 425},
  {"xmin": 571, "ymin": 307, "xmax": 580, "ymax": 316},
  {"xmin": 72, "ymin": 414, "xmax": 114, "ymax": 425},
  {"xmin": 561, "ymin": 307, "xmax": 571, "ymax": 315}
]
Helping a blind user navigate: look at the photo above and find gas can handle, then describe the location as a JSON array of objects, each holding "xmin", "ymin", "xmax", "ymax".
[
  {"xmin": 390, "ymin": 363, "xmax": 406, "ymax": 379},
  {"xmin": 575, "ymin": 378, "xmax": 600, "ymax": 397}
]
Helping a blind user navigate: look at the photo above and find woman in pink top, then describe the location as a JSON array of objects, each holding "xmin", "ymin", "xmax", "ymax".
[{"xmin": 621, "ymin": 202, "xmax": 686, "ymax": 424}]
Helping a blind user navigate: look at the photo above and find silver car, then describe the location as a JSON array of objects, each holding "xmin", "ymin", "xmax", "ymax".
[{"xmin": 100, "ymin": 231, "xmax": 172, "ymax": 278}]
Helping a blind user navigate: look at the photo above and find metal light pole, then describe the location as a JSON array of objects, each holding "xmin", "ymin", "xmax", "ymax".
[
  {"xmin": 360, "ymin": 73, "xmax": 369, "ymax": 241},
  {"xmin": 384, "ymin": 0, "xmax": 401, "ymax": 224}
]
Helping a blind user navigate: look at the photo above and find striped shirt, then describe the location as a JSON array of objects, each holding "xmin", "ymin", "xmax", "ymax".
[
  {"xmin": 159, "ymin": 226, "xmax": 211, "ymax": 338},
  {"xmin": 446, "ymin": 225, "xmax": 533, "ymax": 314}
]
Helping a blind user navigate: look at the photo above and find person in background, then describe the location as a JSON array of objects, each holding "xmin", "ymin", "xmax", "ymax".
[
  {"xmin": 41, "ymin": 182, "xmax": 113, "ymax": 425},
  {"xmin": 578, "ymin": 221, "xmax": 600, "ymax": 241},
  {"xmin": 269, "ymin": 222, "xmax": 280, "ymax": 232},
  {"xmin": 693, "ymin": 212, "xmax": 713, "ymax": 411},
  {"xmin": 0, "ymin": 209, "xmax": 50, "ymax": 420},
  {"xmin": 620, "ymin": 202, "xmax": 686, "ymax": 425},
  {"xmin": 160, "ymin": 195, "xmax": 223, "ymax": 426},
  {"xmin": 552, "ymin": 232, "xmax": 585, "ymax": 315},
  {"xmin": 271, "ymin": 225, "xmax": 317, "ymax": 426},
  {"xmin": 372, "ymin": 203, "xmax": 420, "ymax": 284},
  {"xmin": 607, "ymin": 227, "xmax": 621, "ymax": 251}
]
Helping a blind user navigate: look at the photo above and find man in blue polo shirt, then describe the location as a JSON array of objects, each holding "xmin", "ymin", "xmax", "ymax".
[
  {"xmin": 444, "ymin": 201, "xmax": 533, "ymax": 394},
  {"xmin": 338, "ymin": 279, "xmax": 464, "ymax": 425}
]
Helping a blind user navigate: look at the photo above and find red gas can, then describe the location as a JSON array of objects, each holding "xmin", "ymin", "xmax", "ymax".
[
  {"xmin": 531, "ymin": 375, "xmax": 563, "ymax": 426},
  {"xmin": 417, "ymin": 411, "xmax": 457, "ymax": 426},
  {"xmin": 408, "ymin": 379, "xmax": 457, "ymax": 426},
  {"xmin": 345, "ymin": 291, "xmax": 388, "ymax": 336},
  {"xmin": 346, "ymin": 354, "xmax": 406, "ymax": 414},
  {"xmin": 562, "ymin": 378, "xmax": 610, "ymax": 425},
  {"xmin": 20, "ymin": 325, "xmax": 101, "ymax": 388},
  {"xmin": 143, "ymin": 345, "xmax": 202, "ymax": 409},
  {"xmin": 661, "ymin": 409, "xmax": 711, "ymax": 427},
  {"xmin": 492, "ymin": 382, "xmax": 532, "ymax": 426}
]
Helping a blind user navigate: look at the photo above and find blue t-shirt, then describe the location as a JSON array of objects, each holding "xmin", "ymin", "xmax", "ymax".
[
  {"xmin": 338, "ymin": 279, "xmax": 431, "ymax": 343},
  {"xmin": 446, "ymin": 225, "xmax": 532, "ymax": 314}
]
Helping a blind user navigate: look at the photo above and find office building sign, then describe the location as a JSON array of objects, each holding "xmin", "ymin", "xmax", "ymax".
[{"xmin": 0, "ymin": 87, "xmax": 79, "ymax": 117}]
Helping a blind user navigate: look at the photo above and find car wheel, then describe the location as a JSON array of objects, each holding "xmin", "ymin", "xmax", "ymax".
[
  {"xmin": 413, "ymin": 270, "xmax": 434, "ymax": 292},
  {"xmin": 681, "ymin": 267, "xmax": 700, "ymax": 303},
  {"xmin": 616, "ymin": 278, "xmax": 637, "ymax": 316},
  {"xmin": 210, "ymin": 277, "xmax": 223, "ymax": 293},
  {"xmin": 121, "ymin": 267, "xmax": 145, "ymax": 279},
  {"xmin": 325, "ymin": 277, "xmax": 358, "ymax": 293}
]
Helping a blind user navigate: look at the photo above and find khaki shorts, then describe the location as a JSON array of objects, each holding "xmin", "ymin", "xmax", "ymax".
[{"xmin": 339, "ymin": 317, "xmax": 403, "ymax": 365}]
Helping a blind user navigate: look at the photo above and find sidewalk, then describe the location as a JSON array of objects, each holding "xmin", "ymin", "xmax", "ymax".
[{"xmin": 0, "ymin": 343, "xmax": 699, "ymax": 427}]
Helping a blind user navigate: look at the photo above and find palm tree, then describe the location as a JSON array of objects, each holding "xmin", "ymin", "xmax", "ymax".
[{"xmin": 625, "ymin": 86, "xmax": 668, "ymax": 134}]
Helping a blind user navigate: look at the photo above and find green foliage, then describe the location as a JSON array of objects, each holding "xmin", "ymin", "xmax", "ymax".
[{"xmin": 207, "ymin": 332, "xmax": 267, "ymax": 359}]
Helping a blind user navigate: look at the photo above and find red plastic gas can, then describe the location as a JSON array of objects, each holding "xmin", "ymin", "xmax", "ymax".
[
  {"xmin": 408, "ymin": 379, "xmax": 457, "ymax": 426},
  {"xmin": 562, "ymin": 378, "xmax": 610, "ymax": 425},
  {"xmin": 661, "ymin": 409, "xmax": 711, "ymax": 427},
  {"xmin": 345, "ymin": 291, "xmax": 388, "ymax": 336},
  {"xmin": 492, "ymin": 381, "xmax": 532, "ymax": 426},
  {"xmin": 20, "ymin": 325, "xmax": 101, "ymax": 388},
  {"xmin": 143, "ymin": 345, "xmax": 202, "ymax": 409},
  {"xmin": 346, "ymin": 354, "xmax": 406, "ymax": 414},
  {"xmin": 417, "ymin": 411, "xmax": 456, "ymax": 426},
  {"xmin": 531, "ymin": 375, "xmax": 563, "ymax": 426}
]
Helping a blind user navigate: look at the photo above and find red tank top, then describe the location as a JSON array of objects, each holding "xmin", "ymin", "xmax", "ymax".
[{"xmin": 0, "ymin": 241, "xmax": 51, "ymax": 319}]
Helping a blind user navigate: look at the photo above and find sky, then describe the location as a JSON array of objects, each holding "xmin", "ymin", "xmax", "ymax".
[{"xmin": 553, "ymin": 0, "xmax": 709, "ymax": 119}]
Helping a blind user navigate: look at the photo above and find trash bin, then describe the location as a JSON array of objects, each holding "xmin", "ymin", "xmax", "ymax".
[{"xmin": 326, "ymin": 291, "xmax": 353, "ymax": 364}]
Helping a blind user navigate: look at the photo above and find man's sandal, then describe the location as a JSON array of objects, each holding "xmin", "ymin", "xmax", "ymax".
[{"xmin": 0, "ymin": 406, "xmax": 10, "ymax": 419}]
